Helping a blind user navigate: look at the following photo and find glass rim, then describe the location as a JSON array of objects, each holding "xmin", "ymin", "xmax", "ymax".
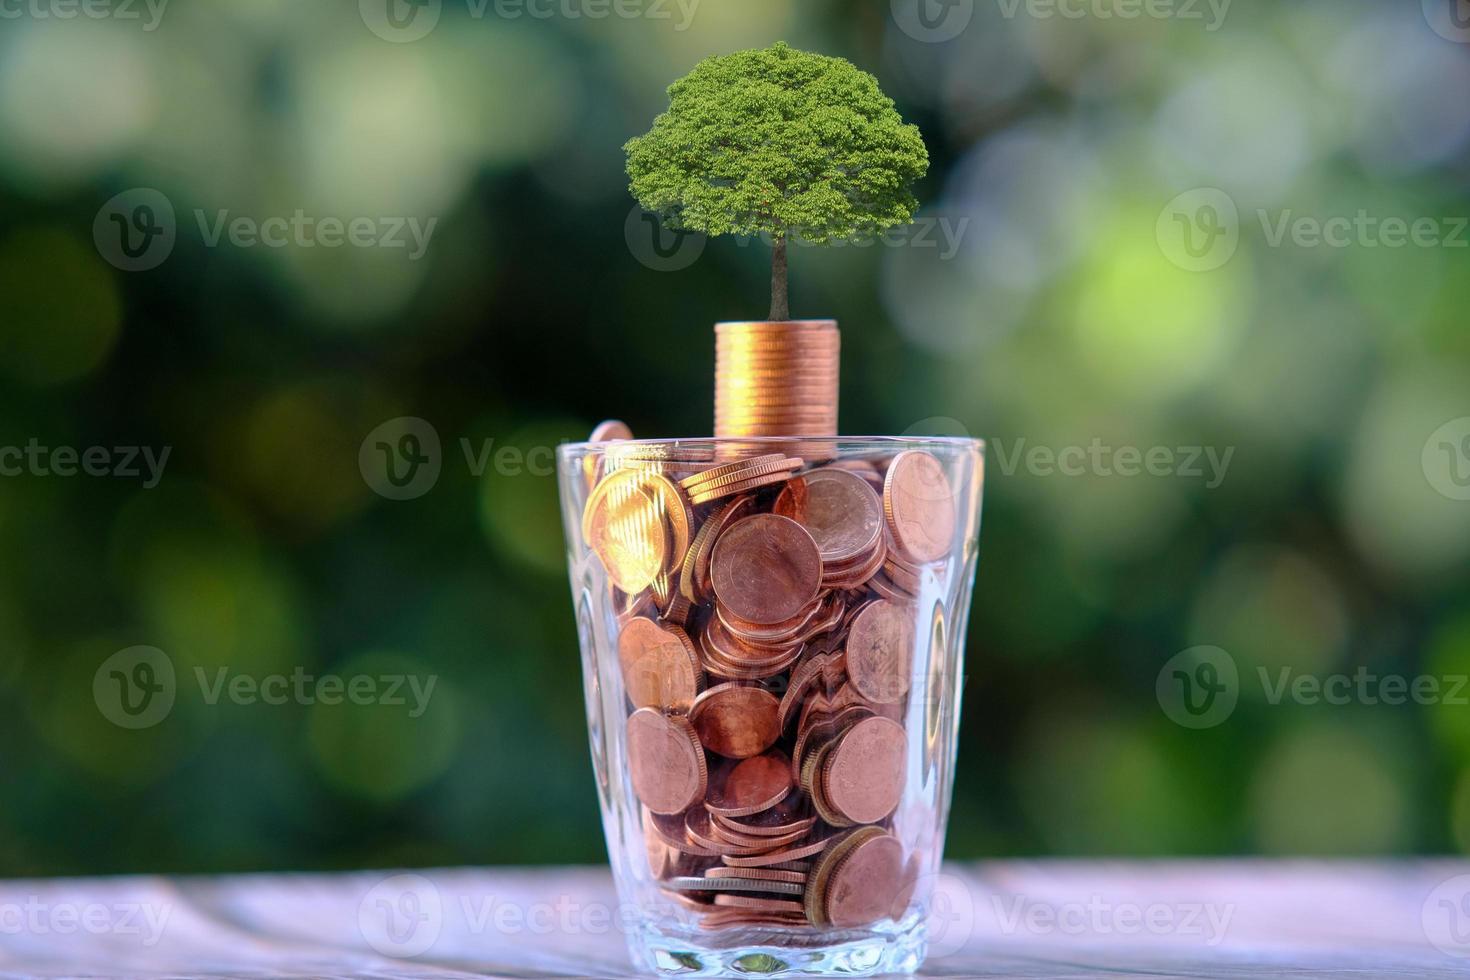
[{"xmin": 556, "ymin": 434, "xmax": 984, "ymax": 456}]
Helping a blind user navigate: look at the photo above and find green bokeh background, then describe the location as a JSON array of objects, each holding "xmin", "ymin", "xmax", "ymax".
[{"xmin": 1, "ymin": 0, "xmax": 1469, "ymax": 876}]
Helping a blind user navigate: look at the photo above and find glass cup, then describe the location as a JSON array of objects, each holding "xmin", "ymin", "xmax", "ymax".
[{"xmin": 557, "ymin": 436, "xmax": 984, "ymax": 977}]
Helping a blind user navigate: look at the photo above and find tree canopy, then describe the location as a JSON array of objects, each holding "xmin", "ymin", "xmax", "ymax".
[{"xmin": 625, "ymin": 42, "xmax": 929, "ymax": 246}]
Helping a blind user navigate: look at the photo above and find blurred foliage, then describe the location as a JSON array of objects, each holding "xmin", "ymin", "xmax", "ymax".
[{"xmin": 0, "ymin": 0, "xmax": 1468, "ymax": 875}]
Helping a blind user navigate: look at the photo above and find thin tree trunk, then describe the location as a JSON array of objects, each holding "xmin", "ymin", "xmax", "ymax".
[{"xmin": 769, "ymin": 234, "xmax": 789, "ymax": 322}]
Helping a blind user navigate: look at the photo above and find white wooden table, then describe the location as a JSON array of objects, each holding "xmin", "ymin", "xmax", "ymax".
[{"xmin": 1, "ymin": 861, "xmax": 1468, "ymax": 978}]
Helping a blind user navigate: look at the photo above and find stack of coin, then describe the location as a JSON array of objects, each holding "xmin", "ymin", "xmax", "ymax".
[
  {"xmin": 714, "ymin": 321, "xmax": 839, "ymax": 438},
  {"xmin": 584, "ymin": 422, "xmax": 957, "ymax": 932}
]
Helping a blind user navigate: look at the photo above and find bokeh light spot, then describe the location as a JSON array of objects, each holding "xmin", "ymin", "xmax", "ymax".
[
  {"xmin": 306, "ymin": 651, "xmax": 459, "ymax": 802},
  {"xmin": 0, "ymin": 228, "xmax": 120, "ymax": 386}
]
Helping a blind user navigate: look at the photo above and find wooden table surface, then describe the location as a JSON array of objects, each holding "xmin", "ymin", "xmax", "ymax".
[{"xmin": 1, "ymin": 861, "xmax": 1468, "ymax": 978}]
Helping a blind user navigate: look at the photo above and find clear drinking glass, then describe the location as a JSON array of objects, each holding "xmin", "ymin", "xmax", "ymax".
[{"xmin": 557, "ymin": 436, "xmax": 984, "ymax": 977}]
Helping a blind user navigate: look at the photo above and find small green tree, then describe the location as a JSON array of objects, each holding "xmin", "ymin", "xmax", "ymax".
[{"xmin": 625, "ymin": 42, "xmax": 929, "ymax": 322}]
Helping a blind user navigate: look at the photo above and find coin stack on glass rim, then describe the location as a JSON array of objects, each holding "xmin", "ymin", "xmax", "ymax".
[
  {"xmin": 579, "ymin": 320, "xmax": 959, "ymax": 932},
  {"xmin": 715, "ymin": 320, "xmax": 839, "ymax": 439}
]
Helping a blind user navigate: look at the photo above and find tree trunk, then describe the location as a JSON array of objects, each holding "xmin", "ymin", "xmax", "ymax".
[{"xmin": 769, "ymin": 234, "xmax": 789, "ymax": 322}]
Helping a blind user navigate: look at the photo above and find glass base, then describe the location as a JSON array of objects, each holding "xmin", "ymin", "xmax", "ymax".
[{"xmin": 631, "ymin": 917, "xmax": 927, "ymax": 977}]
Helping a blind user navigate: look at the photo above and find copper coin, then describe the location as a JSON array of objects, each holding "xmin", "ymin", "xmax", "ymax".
[
  {"xmin": 705, "ymin": 866, "xmax": 807, "ymax": 886},
  {"xmin": 658, "ymin": 588, "xmax": 693, "ymax": 628},
  {"xmin": 700, "ymin": 639, "xmax": 803, "ymax": 682},
  {"xmin": 584, "ymin": 419, "xmax": 633, "ymax": 487},
  {"xmin": 845, "ymin": 599, "xmax": 914, "ymax": 705},
  {"xmin": 708, "ymin": 821, "xmax": 811, "ymax": 852},
  {"xmin": 627, "ymin": 708, "xmax": 707, "ymax": 815},
  {"xmin": 706, "ymin": 751, "xmax": 793, "ymax": 817},
  {"xmin": 685, "ymin": 807, "xmax": 787, "ymax": 857},
  {"xmin": 716, "ymin": 594, "xmax": 827, "ymax": 647},
  {"xmin": 618, "ymin": 617, "xmax": 702, "ymax": 711},
  {"xmin": 644, "ymin": 809, "xmax": 675, "ymax": 880},
  {"xmin": 689, "ymin": 683, "xmax": 781, "ymax": 759},
  {"xmin": 712, "ymin": 800, "xmax": 817, "ymax": 839},
  {"xmin": 697, "ymin": 911, "xmax": 810, "ymax": 930},
  {"xmin": 679, "ymin": 454, "xmax": 789, "ymax": 491},
  {"xmin": 712, "ymin": 894, "xmax": 805, "ymax": 914},
  {"xmin": 679, "ymin": 494, "xmax": 757, "ymax": 601},
  {"xmin": 778, "ymin": 653, "xmax": 830, "ymax": 733},
  {"xmin": 682, "ymin": 457, "xmax": 801, "ymax": 494},
  {"xmin": 583, "ymin": 469, "xmax": 668, "ymax": 594},
  {"xmin": 711, "ymin": 514, "xmax": 822, "ymax": 626},
  {"xmin": 824, "ymin": 831, "xmax": 905, "ymax": 928},
  {"xmin": 822, "ymin": 546, "xmax": 886, "ymax": 591},
  {"xmin": 589, "ymin": 419, "xmax": 634, "ymax": 443},
  {"xmin": 688, "ymin": 466, "xmax": 803, "ymax": 505},
  {"xmin": 869, "ymin": 570, "xmax": 915, "ymax": 604},
  {"xmin": 881, "ymin": 556, "xmax": 921, "ymax": 596},
  {"xmin": 721, "ymin": 833, "xmax": 834, "ymax": 868},
  {"xmin": 822, "ymin": 716, "xmax": 907, "ymax": 825},
  {"xmin": 890, "ymin": 855, "xmax": 920, "ymax": 920},
  {"xmin": 646, "ymin": 809, "xmax": 721, "ymax": 857},
  {"xmin": 774, "ymin": 468, "xmax": 884, "ymax": 564},
  {"xmin": 642, "ymin": 471, "xmax": 694, "ymax": 574},
  {"xmin": 803, "ymin": 826, "xmax": 882, "ymax": 926},
  {"xmin": 884, "ymin": 450, "xmax": 956, "ymax": 564},
  {"xmin": 805, "ymin": 740, "xmax": 854, "ymax": 830}
]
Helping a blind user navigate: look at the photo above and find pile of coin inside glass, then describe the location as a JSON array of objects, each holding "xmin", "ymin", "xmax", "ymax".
[{"xmin": 581, "ymin": 428, "xmax": 958, "ymax": 932}]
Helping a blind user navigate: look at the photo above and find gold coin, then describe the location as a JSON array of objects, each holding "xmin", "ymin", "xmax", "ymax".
[{"xmin": 583, "ymin": 470, "xmax": 667, "ymax": 594}]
